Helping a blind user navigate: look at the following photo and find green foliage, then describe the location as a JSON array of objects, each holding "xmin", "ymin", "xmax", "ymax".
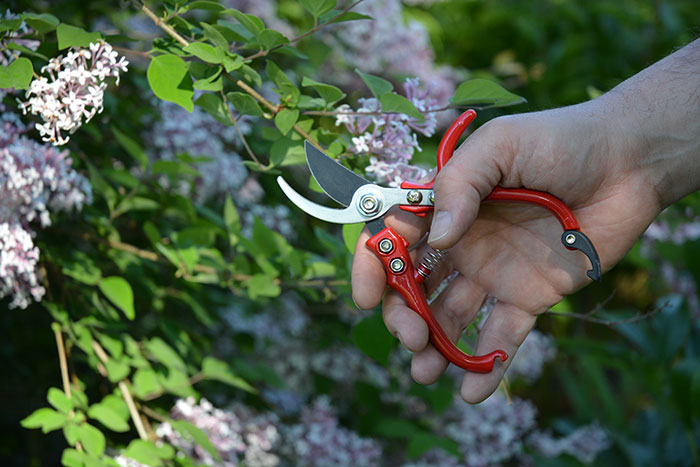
[
  {"xmin": 56, "ymin": 23, "xmax": 101, "ymax": 49},
  {"xmin": 450, "ymin": 79, "xmax": 527, "ymax": 108},
  {"xmin": 0, "ymin": 57, "xmax": 33, "ymax": 90},
  {"xmin": 147, "ymin": 54, "xmax": 194, "ymax": 112}
]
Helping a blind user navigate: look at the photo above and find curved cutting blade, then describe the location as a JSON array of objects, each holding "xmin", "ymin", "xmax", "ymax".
[
  {"xmin": 305, "ymin": 141, "xmax": 371, "ymax": 207},
  {"xmin": 277, "ymin": 176, "xmax": 369, "ymax": 224}
]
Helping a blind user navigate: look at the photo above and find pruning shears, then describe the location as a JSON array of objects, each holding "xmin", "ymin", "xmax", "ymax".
[{"xmin": 277, "ymin": 110, "xmax": 601, "ymax": 373}]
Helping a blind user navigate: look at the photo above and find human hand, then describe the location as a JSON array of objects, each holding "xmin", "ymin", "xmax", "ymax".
[{"xmin": 351, "ymin": 98, "xmax": 664, "ymax": 403}]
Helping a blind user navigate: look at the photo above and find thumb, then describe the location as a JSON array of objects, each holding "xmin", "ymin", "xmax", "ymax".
[{"xmin": 427, "ymin": 120, "xmax": 514, "ymax": 249}]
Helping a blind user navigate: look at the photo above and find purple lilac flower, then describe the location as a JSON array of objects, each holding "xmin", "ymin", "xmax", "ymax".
[
  {"xmin": 0, "ymin": 222, "xmax": 43, "ymax": 309},
  {"xmin": 20, "ymin": 42, "xmax": 128, "ymax": 145},
  {"xmin": 337, "ymin": 78, "xmax": 439, "ymax": 186},
  {"xmin": 281, "ymin": 397, "xmax": 383, "ymax": 467},
  {"xmin": 529, "ymin": 422, "xmax": 610, "ymax": 464},
  {"xmin": 506, "ymin": 329, "xmax": 557, "ymax": 383},
  {"xmin": 0, "ymin": 10, "xmax": 40, "ymax": 67},
  {"xmin": 156, "ymin": 397, "xmax": 281, "ymax": 467}
]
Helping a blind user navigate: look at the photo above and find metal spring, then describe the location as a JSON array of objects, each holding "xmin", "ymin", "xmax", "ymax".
[{"xmin": 417, "ymin": 248, "xmax": 447, "ymax": 279}]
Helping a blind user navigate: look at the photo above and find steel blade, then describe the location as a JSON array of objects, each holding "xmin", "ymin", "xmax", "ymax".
[
  {"xmin": 305, "ymin": 141, "xmax": 371, "ymax": 207},
  {"xmin": 277, "ymin": 176, "xmax": 370, "ymax": 224}
]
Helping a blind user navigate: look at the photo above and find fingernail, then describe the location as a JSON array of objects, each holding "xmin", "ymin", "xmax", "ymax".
[
  {"xmin": 351, "ymin": 295, "xmax": 361, "ymax": 310},
  {"xmin": 428, "ymin": 211, "xmax": 451, "ymax": 244}
]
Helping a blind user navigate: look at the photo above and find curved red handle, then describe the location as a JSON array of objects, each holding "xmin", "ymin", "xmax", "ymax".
[
  {"xmin": 400, "ymin": 110, "xmax": 580, "ymax": 231},
  {"xmin": 366, "ymin": 226, "xmax": 508, "ymax": 373}
]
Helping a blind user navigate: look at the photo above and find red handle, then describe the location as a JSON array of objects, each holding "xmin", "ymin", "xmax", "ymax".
[
  {"xmin": 400, "ymin": 110, "xmax": 580, "ymax": 230},
  {"xmin": 366, "ymin": 226, "xmax": 508, "ymax": 373}
]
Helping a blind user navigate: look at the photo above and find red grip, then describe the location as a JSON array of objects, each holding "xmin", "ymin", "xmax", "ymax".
[
  {"xmin": 485, "ymin": 187, "xmax": 580, "ymax": 231},
  {"xmin": 366, "ymin": 227, "xmax": 508, "ymax": 373}
]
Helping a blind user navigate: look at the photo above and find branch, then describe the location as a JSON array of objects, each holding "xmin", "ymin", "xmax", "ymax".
[
  {"xmin": 137, "ymin": 1, "xmax": 190, "ymax": 47},
  {"xmin": 243, "ymin": 0, "xmax": 366, "ymax": 61},
  {"xmin": 91, "ymin": 340, "xmax": 149, "ymax": 441},
  {"xmin": 545, "ymin": 297, "xmax": 670, "ymax": 326},
  {"xmin": 220, "ymin": 90, "xmax": 263, "ymax": 169}
]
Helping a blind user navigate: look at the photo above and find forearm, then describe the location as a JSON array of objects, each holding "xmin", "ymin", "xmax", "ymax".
[{"xmin": 599, "ymin": 38, "xmax": 700, "ymax": 207}]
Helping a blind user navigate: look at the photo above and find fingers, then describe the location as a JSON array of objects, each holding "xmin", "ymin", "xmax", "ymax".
[
  {"xmin": 410, "ymin": 274, "xmax": 487, "ymax": 384},
  {"xmin": 382, "ymin": 291, "xmax": 429, "ymax": 352},
  {"xmin": 460, "ymin": 301, "xmax": 536, "ymax": 403},
  {"xmin": 428, "ymin": 118, "xmax": 516, "ymax": 249}
]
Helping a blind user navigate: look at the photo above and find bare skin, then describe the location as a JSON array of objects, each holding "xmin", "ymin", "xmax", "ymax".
[{"xmin": 352, "ymin": 39, "xmax": 700, "ymax": 403}]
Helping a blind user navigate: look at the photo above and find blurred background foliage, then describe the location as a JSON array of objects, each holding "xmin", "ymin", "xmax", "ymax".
[{"xmin": 2, "ymin": 0, "xmax": 700, "ymax": 466}]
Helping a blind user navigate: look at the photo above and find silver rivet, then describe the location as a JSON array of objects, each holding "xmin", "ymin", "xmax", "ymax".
[
  {"xmin": 565, "ymin": 233, "xmax": 576, "ymax": 245},
  {"xmin": 406, "ymin": 190, "xmax": 422, "ymax": 204},
  {"xmin": 429, "ymin": 191, "xmax": 434, "ymax": 204},
  {"xmin": 378, "ymin": 239, "xmax": 394, "ymax": 254},
  {"xmin": 358, "ymin": 194, "xmax": 381, "ymax": 216},
  {"xmin": 389, "ymin": 258, "xmax": 405, "ymax": 273}
]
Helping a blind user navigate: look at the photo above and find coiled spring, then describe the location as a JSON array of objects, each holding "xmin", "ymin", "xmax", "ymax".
[{"xmin": 417, "ymin": 248, "xmax": 447, "ymax": 279}]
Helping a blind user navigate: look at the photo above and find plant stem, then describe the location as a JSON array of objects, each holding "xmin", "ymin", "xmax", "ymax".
[
  {"xmin": 53, "ymin": 325, "xmax": 72, "ymax": 398},
  {"xmin": 137, "ymin": 1, "xmax": 190, "ymax": 47},
  {"xmin": 220, "ymin": 90, "xmax": 263, "ymax": 169}
]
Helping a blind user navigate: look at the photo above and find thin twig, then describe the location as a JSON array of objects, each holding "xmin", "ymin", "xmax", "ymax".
[
  {"xmin": 243, "ymin": 0, "xmax": 366, "ymax": 61},
  {"xmin": 220, "ymin": 90, "xmax": 263, "ymax": 169},
  {"xmin": 302, "ymin": 105, "xmax": 456, "ymax": 118},
  {"xmin": 53, "ymin": 325, "xmax": 72, "ymax": 398},
  {"xmin": 137, "ymin": 1, "xmax": 190, "ymax": 47},
  {"xmin": 545, "ymin": 298, "xmax": 669, "ymax": 326},
  {"xmin": 140, "ymin": 405, "xmax": 168, "ymax": 423},
  {"xmin": 91, "ymin": 340, "xmax": 149, "ymax": 441}
]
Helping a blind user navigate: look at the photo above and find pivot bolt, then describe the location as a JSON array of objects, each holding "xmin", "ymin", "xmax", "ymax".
[
  {"xmin": 378, "ymin": 239, "xmax": 394, "ymax": 254},
  {"xmin": 406, "ymin": 190, "xmax": 423, "ymax": 204},
  {"xmin": 565, "ymin": 233, "xmax": 576, "ymax": 245},
  {"xmin": 429, "ymin": 191, "xmax": 434, "ymax": 204},
  {"xmin": 358, "ymin": 193, "xmax": 381, "ymax": 216},
  {"xmin": 389, "ymin": 258, "xmax": 405, "ymax": 273}
]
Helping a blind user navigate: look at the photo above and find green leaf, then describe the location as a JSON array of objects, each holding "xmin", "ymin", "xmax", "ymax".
[
  {"xmin": 184, "ymin": 42, "xmax": 225, "ymax": 64},
  {"xmin": 123, "ymin": 441, "xmax": 159, "ymax": 466},
  {"xmin": 88, "ymin": 403, "xmax": 130, "ymax": 432},
  {"xmin": 195, "ymin": 93, "xmax": 231, "ymax": 126},
  {"xmin": 0, "ymin": 18, "xmax": 22, "ymax": 33},
  {"xmin": 265, "ymin": 61, "xmax": 300, "ymax": 104},
  {"xmin": 342, "ymin": 223, "xmax": 364, "ymax": 254},
  {"xmin": 222, "ymin": 9, "xmax": 264, "ymax": 36},
  {"xmin": 21, "ymin": 407, "xmax": 67, "ymax": 433},
  {"xmin": 78, "ymin": 423, "xmax": 105, "ymax": 457},
  {"xmin": 105, "ymin": 358, "xmax": 130, "ymax": 383},
  {"xmin": 270, "ymin": 137, "xmax": 305, "ymax": 167},
  {"xmin": 380, "ymin": 92, "xmax": 424, "ymax": 120},
  {"xmin": 63, "ymin": 423, "xmax": 81, "ymax": 446},
  {"xmin": 355, "ymin": 69, "xmax": 392, "ymax": 98},
  {"xmin": 47, "ymin": 388, "xmax": 73, "ymax": 413},
  {"xmin": 111, "ymin": 126, "xmax": 148, "ymax": 169},
  {"xmin": 61, "ymin": 448, "xmax": 88, "ymax": 467},
  {"xmin": 352, "ymin": 312, "xmax": 395, "ymax": 366},
  {"xmin": 183, "ymin": 1, "xmax": 226, "ymax": 12},
  {"xmin": 300, "ymin": 0, "xmax": 336, "ymax": 19},
  {"xmin": 113, "ymin": 196, "xmax": 160, "ymax": 217},
  {"xmin": 319, "ymin": 10, "xmax": 372, "ymax": 24},
  {"xmin": 201, "ymin": 22, "xmax": 229, "ymax": 50},
  {"xmin": 131, "ymin": 368, "xmax": 163, "ymax": 399},
  {"xmin": 259, "ymin": 29, "xmax": 289, "ymax": 49},
  {"xmin": 56, "ymin": 23, "xmax": 102, "ymax": 49},
  {"xmin": 202, "ymin": 356, "xmax": 256, "ymax": 392},
  {"xmin": 302, "ymin": 76, "xmax": 345, "ymax": 105},
  {"xmin": 224, "ymin": 196, "xmax": 241, "ymax": 232},
  {"xmin": 450, "ymin": 79, "xmax": 526, "ymax": 108},
  {"xmin": 147, "ymin": 54, "xmax": 194, "ymax": 112},
  {"xmin": 98, "ymin": 277, "xmax": 135, "ymax": 320},
  {"xmin": 0, "ymin": 57, "xmax": 34, "ymax": 90},
  {"xmin": 407, "ymin": 432, "xmax": 460, "ymax": 459},
  {"xmin": 247, "ymin": 274, "xmax": 281, "ymax": 299},
  {"xmin": 146, "ymin": 337, "xmax": 187, "ymax": 372},
  {"xmin": 21, "ymin": 13, "xmax": 59, "ymax": 34},
  {"xmin": 226, "ymin": 91, "xmax": 264, "ymax": 116},
  {"xmin": 172, "ymin": 419, "xmax": 222, "ymax": 462},
  {"xmin": 274, "ymin": 108, "xmax": 299, "ymax": 136}
]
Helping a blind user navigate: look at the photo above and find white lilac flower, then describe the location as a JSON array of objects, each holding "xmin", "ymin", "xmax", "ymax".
[
  {"xmin": 0, "ymin": 222, "xmax": 44, "ymax": 309},
  {"xmin": 20, "ymin": 41, "xmax": 128, "ymax": 145}
]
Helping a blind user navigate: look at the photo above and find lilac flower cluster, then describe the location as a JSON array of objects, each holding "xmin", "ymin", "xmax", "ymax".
[
  {"xmin": 0, "ymin": 114, "xmax": 91, "ymax": 309},
  {"xmin": 156, "ymin": 397, "xmax": 281, "ymax": 467},
  {"xmin": 20, "ymin": 42, "xmax": 128, "ymax": 145},
  {"xmin": 281, "ymin": 397, "xmax": 383, "ymax": 466},
  {"xmin": 322, "ymin": 0, "xmax": 460, "ymax": 112},
  {"xmin": 0, "ymin": 10, "xmax": 40, "ymax": 67},
  {"xmin": 336, "ymin": 78, "xmax": 438, "ymax": 186},
  {"xmin": 506, "ymin": 329, "xmax": 557, "ymax": 383},
  {"xmin": 529, "ymin": 422, "xmax": 610, "ymax": 464},
  {"xmin": 147, "ymin": 100, "xmax": 293, "ymax": 237}
]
